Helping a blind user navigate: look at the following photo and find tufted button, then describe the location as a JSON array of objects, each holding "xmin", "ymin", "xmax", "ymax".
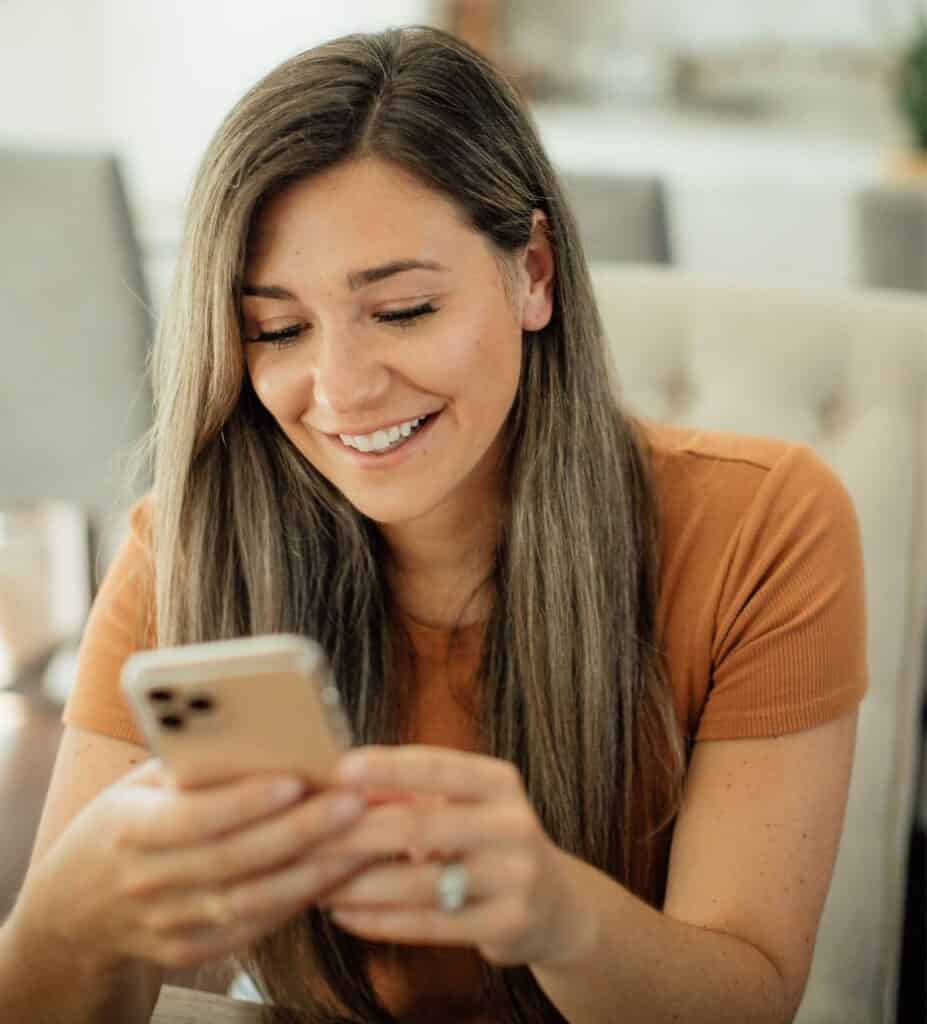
[
  {"xmin": 664, "ymin": 366, "xmax": 696, "ymax": 416},
  {"xmin": 817, "ymin": 391, "xmax": 846, "ymax": 437}
]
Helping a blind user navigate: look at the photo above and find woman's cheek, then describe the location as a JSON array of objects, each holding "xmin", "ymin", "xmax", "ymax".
[{"xmin": 249, "ymin": 355, "xmax": 308, "ymax": 424}]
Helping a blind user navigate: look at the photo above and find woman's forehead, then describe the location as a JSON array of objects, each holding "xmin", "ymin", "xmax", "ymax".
[{"xmin": 245, "ymin": 161, "xmax": 482, "ymax": 285}]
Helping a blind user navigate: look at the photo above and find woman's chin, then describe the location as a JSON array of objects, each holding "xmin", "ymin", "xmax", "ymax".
[{"xmin": 342, "ymin": 490, "xmax": 442, "ymax": 528}]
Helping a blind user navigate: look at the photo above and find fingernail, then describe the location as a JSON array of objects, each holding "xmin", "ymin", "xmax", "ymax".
[
  {"xmin": 270, "ymin": 778, "xmax": 304, "ymax": 804},
  {"xmin": 330, "ymin": 793, "xmax": 365, "ymax": 825}
]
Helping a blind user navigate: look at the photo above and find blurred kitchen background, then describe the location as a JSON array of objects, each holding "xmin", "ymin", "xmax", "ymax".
[{"xmin": 2, "ymin": 1, "xmax": 927, "ymax": 1019}]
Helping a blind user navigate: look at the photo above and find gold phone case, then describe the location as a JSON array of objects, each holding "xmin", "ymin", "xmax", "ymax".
[{"xmin": 121, "ymin": 634, "xmax": 351, "ymax": 788}]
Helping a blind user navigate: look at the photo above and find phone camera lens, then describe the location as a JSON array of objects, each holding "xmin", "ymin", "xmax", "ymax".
[
  {"xmin": 159, "ymin": 714, "xmax": 184, "ymax": 730},
  {"xmin": 188, "ymin": 696, "xmax": 215, "ymax": 713},
  {"xmin": 148, "ymin": 689, "xmax": 175, "ymax": 703}
]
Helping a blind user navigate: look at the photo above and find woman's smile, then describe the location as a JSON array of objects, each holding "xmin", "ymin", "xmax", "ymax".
[{"xmin": 323, "ymin": 409, "xmax": 444, "ymax": 469}]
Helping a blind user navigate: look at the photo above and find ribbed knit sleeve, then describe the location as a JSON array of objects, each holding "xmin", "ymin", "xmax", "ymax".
[
  {"xmin": 696, "ymin": 444, "xmax": 868, "ymax": 741},
  {"xmin": 61, "ymin": 496, "xmax": 155, "ymax": 746}
]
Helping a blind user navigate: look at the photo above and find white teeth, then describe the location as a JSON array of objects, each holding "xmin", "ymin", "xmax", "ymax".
[{"xmin": 339, "ymin": 415, "xmax": 429, "ymax": 452}]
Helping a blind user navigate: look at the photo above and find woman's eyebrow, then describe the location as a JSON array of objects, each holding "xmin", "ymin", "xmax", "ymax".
[
  {"xmin": 241, "ymin": 283, "xmax": 297, "ymax": 299},
  {"xmin": 241, "ymin": 259, "xmax": 449, "ymax": 300},
  {"xmin": 346, "ymin": 258, "xmax": 448, "ymax": 290}
]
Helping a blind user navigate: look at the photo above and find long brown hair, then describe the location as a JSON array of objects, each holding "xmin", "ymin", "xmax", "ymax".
[{"xmin": 147, "ymin": 25, "xmax": 686, "ymax": 1023}]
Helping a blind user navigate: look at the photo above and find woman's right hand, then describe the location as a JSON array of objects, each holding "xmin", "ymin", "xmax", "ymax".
[{"xmin": 11, "ymin": 758, "xmax": 369, "ymax": 972}]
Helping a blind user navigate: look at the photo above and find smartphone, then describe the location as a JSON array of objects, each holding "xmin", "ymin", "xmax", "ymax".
[{"xmin": 121, "ymin": 633, "xmax": 352, "ymax": 788}]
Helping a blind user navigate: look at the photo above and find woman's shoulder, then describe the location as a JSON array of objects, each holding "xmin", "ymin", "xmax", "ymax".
[
  {"xmin": 639, "ymin": 418, "xmax": 852, "ymax": 531},
  {"xmin": 638, "ymin": 419, "xmax": 866, "ymax": 741},
  {"xmin": 60, "ymin": 491, "xmax": 158, "ymax": 746},
  {"xmin": 642, "ymin": 417, "xmax": 815, "ymax": 476},
  {"xmin": 127, "ymin": 491, "xmax": 155, "ymax": 546},
  {"xmin": 640, "ymin": 417, "xmax": 862, "ymax": 623}
]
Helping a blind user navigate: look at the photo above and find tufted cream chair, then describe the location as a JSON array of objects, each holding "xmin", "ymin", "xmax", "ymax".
[{"xmin": 589, "ymin": 263, "xmax": 927, "ymax": 1024}]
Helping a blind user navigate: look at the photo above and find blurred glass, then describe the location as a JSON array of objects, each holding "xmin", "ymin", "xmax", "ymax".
[{"xmin": 0, "ymin": 504, "xmax": 90, "ymax": 689}]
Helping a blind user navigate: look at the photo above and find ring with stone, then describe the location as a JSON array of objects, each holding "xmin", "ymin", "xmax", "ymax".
[{"xmin": 436, "ymin": 860, "xmax": 469, "ymax": 913}]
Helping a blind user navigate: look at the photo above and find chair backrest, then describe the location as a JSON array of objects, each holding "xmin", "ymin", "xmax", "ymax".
[
  {"xmin": 858, "ymin": 185, "xmax": 927, "ymax": 293},
  {"xmin": 589, "ymin": 262, "xmax": 927, "ymax": 1024},
  {"xmin": 0, "ymin": 148, "xmax": 152, "ymax": 582},
  {"xmin": 560, "ymin": 172, "xmax": 672, "ymax": 264}
]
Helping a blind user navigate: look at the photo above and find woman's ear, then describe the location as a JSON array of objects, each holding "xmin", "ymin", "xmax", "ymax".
[{"xmin": 521, "ymin": 210, "xmax": 555, "ymax": 332}]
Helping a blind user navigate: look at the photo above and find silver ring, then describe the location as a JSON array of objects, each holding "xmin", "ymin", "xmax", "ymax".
[{"xmin": 436, "ymin": 861, "xmax": 468, "ymax": 913}]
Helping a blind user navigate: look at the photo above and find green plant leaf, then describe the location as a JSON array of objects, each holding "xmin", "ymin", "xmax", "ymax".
[{"xmin": 897, "ymin": 20, "xmax": 927, "ymax": 149}]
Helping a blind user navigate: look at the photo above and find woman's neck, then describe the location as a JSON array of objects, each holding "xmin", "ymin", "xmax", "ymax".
[{"xmin": 380, "ymin": 495, "xmax": 501, "ymax": 629}]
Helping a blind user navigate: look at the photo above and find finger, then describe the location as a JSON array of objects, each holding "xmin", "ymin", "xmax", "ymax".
[
  {"xmin": 322, "ymin": 848, "xmax": 505, "ymax": 910},
  {"xmin": 329, "ymin": 895, "xmax": 525, "ymax": 949},
  {"xmin": 144, "ymin": 849, "xmax": 373, "ymax": 934},
  {"xmin": 318, "ymin": 799, "xmax": 531, "ymax": 862},
  {"xmin": 336, "ymin": 745, "xmax": 522, "ymax": 802},
  {"xmin": 119, "ymin": 775, "xmax": 308, "ymax": 849},
  {"xmin": 129, "ymin": 790, "xmax": 366, "ymax": 893},
  {"xmin": 131, "ymin": 899, "xmax": 300, "ymax": 970}
]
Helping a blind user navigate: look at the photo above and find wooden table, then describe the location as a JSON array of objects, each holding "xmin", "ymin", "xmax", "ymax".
[{"xmin": 152, "ymin": 985, "xmax": 268, "ymax": 1023}]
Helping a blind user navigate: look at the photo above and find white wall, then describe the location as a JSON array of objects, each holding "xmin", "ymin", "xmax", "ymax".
[
  {"xmin": 1, "ymin": 1, "xmax": 919, "ymax": 301},
  {"xmin": 99, "ymin": 1, "xmax": 439, "ymax": 213},
  {"xmin": 0, "ymin": 1, "xmax": 108, "ymax": 147},
  {"xmin": 1, "ymin": 1, "xmax": 441, "ymax": 305},
  {"xmin": 104, "ymin": 0, "xmax": 441, "ymax": 304}
]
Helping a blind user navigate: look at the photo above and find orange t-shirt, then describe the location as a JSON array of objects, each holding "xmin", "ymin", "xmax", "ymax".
[{"xmin": 62, "ymin": 420, "xmax": 869, "ymax": 1015}]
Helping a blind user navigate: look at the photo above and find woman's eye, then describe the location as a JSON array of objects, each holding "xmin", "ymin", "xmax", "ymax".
[
  {"xmin": 250, "ymin": 302, "xmax": 437, "ymax": 348},
  {"xmin": 377, "ymin": 302, "xmax": 438, "ymax": 327},
  {"xmin": 253, "ymin": 324, "xmax": 305, "ymax": 349}
]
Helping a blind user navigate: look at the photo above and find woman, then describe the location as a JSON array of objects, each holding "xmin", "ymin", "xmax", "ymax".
[{"xmin": 1, "ymin": 25, "xmax": 866, "ymax": 1024}]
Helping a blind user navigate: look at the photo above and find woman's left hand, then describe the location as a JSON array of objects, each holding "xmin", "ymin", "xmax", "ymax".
[{"xmin": 317, "ymin": 745, "xmax": 589, "ymax": 967}]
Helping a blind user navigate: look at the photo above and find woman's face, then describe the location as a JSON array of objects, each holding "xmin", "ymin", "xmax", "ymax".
[{"xmin": 242, "ymin": 157, "xmax": 553, "ymax": 528}]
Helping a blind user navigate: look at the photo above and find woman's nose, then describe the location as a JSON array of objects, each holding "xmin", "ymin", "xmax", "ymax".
[{"xmin": 308, "ymin": 326, "xmax": 390, "ymax": 416}]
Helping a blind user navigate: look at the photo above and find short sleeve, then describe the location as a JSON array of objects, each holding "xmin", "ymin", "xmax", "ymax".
[
  {"xmin": 696, "ymin": 445, "xmax": 868, "ymax": 741},
  {"xmin": 62, "ymin": 496, "xmax": 155, "ymax": 746}
]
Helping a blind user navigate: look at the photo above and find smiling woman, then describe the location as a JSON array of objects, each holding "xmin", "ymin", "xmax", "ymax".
[
  {"xmin": 3, "ymin": 23, "xmax": 866, "ymax": 1024},
  {"xmin": 239, "ymin": 157, "xmax": 540, "ymax": 536}
]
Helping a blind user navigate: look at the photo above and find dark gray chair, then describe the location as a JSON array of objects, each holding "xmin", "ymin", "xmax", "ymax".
[
  {"xmin": 559, "ymin": 172, "xmax": 672, "ymax": 265},
  {"xmin": 0, "ymin": 149, "xmax": 152, "ymax": 692},
  {"xmin": 858, "ymin": 185, "xmax": 927, "ymax": 292},
  {"xmin": 0, "ymin": 149, "xmax": 152, "ymax": 582}
]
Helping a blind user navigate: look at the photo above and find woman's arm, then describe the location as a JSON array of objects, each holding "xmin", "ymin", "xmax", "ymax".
[
  {"xmin": 323, "ymin": 708, "xmax": 856, "ymax": 1023},
  {"xmin": 530, "ymin": 710, "xmax": 858, "ymax": 1023},
  {"xmin": 4, "ymin": 722, "xmax": 379, "ymax": 1023},
  {"xmin": 529, "ymin": 851, "xmax": 788, "ymax": 1023},
  {"xmin": 0, "ymin": 915, "xmax": 159, "ymax": 1023},
  {"xmin": 2, "ymin": 726, "xmax": 163, "ymax": 1023}
]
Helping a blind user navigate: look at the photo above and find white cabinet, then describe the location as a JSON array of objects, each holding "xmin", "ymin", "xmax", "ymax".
[{"xmin": 536, "ymin": 101, "xmax": 891, "ymax": 287}]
